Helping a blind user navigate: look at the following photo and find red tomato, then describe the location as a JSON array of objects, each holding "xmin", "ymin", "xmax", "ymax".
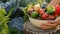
[
  {"xmin": 38, "ymin": 9, "xmax": 45, "ymax": 15},
  {"xmin": 48, "ymin": 15, "xmax": 55, "ymax": 19},
  {"xmin": 42, "ymin": 15, "xmax": 46, "ymax": 19},
  {"xmin": 41, "ymin": 13, "xmax": 48, "ymax": 19},
  {"xmin": 45, "ymin": 13, "xmax": 49, "ymax": 17},
  {"xmin": 55, "ymin": 5, "xmax": 60, "ymax": 15},
  {"xmin": 55, "ymin": 15, "xmax": 58, "ymax": 17},
  {"xmin": 54, "ymin": 14, "xmax": 58, "ymax": 17}
]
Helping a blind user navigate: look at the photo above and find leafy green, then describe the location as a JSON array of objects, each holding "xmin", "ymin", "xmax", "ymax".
[
  {"xmin": 7, "ymin": 0, "xmax": 10, "ymax": 2},
  {"xmin": 0, "ymin": 8, "xmax": 14, "ymax": 34},
  {"xmin": 0, "ymin": 0, "xmax": 10, "ymax": 2},
  {"xmin": 20, "ymin": 0, "xmax": 44, "ymax": 7},
  {"xmin": 0, "ymin": 8, "xmax": 7, "ymax": 15},
  {"xmin": 45, "ymin": 0, "xmax": 51, "ymax": 3},
  {"xmin": 46, "ymin": 6, "xmax": 55, "ymax": 15},
  {"xmin": 22, "ymin": 7, "xmax": 29, "ymax": 22},
  {"xmin": 9, "ymin": 27, "xmax": 23, "ymax": 34},
  {"xmin": 36, "ymin": 0, "xmax": 44, "ymax": 5}
]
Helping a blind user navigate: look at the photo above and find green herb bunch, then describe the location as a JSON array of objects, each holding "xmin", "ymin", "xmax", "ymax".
[
  {"xmin": 0, "ymin": 8, "xmax": 14, "ymax": 34},
  {"xmin": 22, "ymin": 7, "xmax": 29, "ymax": 22}
]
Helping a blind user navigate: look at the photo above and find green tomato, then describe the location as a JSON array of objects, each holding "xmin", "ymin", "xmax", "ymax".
[
  {"xmin": 0, "ymin": 8, "xmax": 7, "ymax": 15},
  {"xmin": 47, "ymin": 11, "xmax": 54, "ymax": 15},
  {"xmin": 47, "ymin": 6, "xmax": 55, "ymax": 11},
  {"xmin": 46, "ymin": 6, "xmax": 55, "ymax": 15},
  {"xmin": 31, "ymin": 11, "xmax": 39, "ymax": 18}
]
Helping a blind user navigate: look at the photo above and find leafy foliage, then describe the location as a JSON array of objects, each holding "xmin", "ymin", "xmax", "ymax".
[
  {"xmin": 22, "ymin": 7, "xmax": 29, "ymax": 22},
  {"xmin": 0, "ymin": 8, "xmax": 14, "ymax": 34},
  {"xmin": 45, "ymin": 0, "xmax": 51, "ymax": 3},
  {"xmin": 0, "ymin": 0, "xmax": 10, "ymax": 2},
  {"xmin": 20, "ymin": 0, "xmax": 44, "ymax": 7},
  {"xmin": 9, "ymin": 27, "xmax": 23, "ymax": 34}
]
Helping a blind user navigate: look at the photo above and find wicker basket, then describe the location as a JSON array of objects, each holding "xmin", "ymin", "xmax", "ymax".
[{"xmin": 23, "ymin": 21, "xmax": 57, "ymax": 34}]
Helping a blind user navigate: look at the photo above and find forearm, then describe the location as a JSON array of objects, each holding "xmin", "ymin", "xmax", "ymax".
[{"xmin": 47, "ymin": 0, "xmax": 60, "ymax": 7}]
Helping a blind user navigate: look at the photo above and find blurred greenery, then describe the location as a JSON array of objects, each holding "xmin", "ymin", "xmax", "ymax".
[
  {"xmin": 45, "ymin": 0, "xmax": 51, "ymax": 3},
  {"xmin": 0, "ymin": 8, "xmax": 14, "ymax": 34},
  {"xmin": 0, "ymin": 0, "xmax": 10, "ymax": 2},
  {"xmin": 20, "ymin": 0, "xmax": 44, "ymax": 7},
  {"xmin": 7, "ymin": 0, "xmax": 10, "ymax": 2},
  {"xmin": 22, "ymin": 7, "xmax": 29, "ymax": 22},
  {"xmin": 9, "ymin": 27, "xmax": 23, "ymax": 34}
]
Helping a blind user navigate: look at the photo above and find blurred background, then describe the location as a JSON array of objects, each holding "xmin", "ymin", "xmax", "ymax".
[{"xmin": 0, "ymin": 0, "xmax": 60, "ymax": 34}]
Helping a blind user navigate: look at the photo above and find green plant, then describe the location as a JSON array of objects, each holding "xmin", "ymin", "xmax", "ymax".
[
  {"xmin": 10, "ymin": 27, "xmax": 23, "ymax": 34},
  {"xmin": 0, "ymin": 8, "xmax": 14, "ymax": 34},
  {"xmin": 45, "ymin": 0, "xmax": 51, "ymax": 3},
  {"xmin": 20, "ymin": 0, "xmax": 44, "ymax": 7},
  {"xmin": 22, "ymin": 7, "xmax": 29, "ymax": 22},
  {"xmin": 36, "ymin": 0, "xmax": 44, "ymax": 5},
  {"xmin": 0, "ymin": 0, "xmax": 10, "ymax": 2},
  {"xmin": 7, "ymin": 0, "xmax": 10, "ymax": 2}
]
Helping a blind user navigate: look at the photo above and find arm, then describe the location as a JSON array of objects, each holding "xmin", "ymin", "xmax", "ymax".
[
  {"xmin": 55, "ymin": 17, "xmax": 60, "ymax": 25},
  {"xmin": 47, "ymin": 0, "xmax": 60, "ymax": 7}
]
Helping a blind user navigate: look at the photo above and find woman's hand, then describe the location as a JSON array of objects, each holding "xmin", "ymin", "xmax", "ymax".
[
  {"xmin": 40, "ymin": 21, "xmax": 58, "ymax": 30},
  {"xmin": 40, "ymin": 17, "xmax": 60, "ymax": 30}
]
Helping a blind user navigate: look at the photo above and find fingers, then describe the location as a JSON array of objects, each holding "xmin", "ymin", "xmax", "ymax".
[
  {"xmin": 40, "ymin": 22, "xmax": 57, "ymax": 29},
  {"xmin": 43, "ymin": 22, "xmax": 57, "ymax": 28},
  {"xmin": 47, "ymin": 21, "xmax": 58, "ymax": 27},
  {"xmin": 40, "ymin": 25, "xmax": 52, "ymax": 30},
  {"xmin": 49, "ymin": 23, "xmax": 57, "ymax": 28},
  {"xmin": 40, "ymin": 23, "xmax": 53, "ymax": 30},
  {"xmin": 40, "ymin": 20, "xmax": 58, "ymax": 30},
  {"xmin": 47, "ymin": 20, "xmax": 55, "ymax": 24}
]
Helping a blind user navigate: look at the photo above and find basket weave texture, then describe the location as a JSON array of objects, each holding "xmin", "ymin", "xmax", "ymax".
[{"xmin": 23, "ymin": 21, "xmax": 57, "ymax": 34}]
